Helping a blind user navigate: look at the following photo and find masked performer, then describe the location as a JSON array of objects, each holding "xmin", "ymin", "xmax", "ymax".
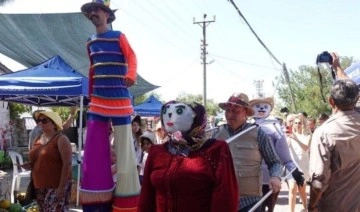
[
  {"xmin": 249, "ymin": 97, "xmax": 304, "ymax": 212},
  {"xmin": 80, "ymin": 0, "xmax": 140, "ymax": 211},
  {"xmin": 138, "ymin": 101, "xmax": 239, "ymax": 212}
]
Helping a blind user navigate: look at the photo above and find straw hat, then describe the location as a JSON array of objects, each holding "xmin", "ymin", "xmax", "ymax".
[
  {"xmin": 81, "ymin": 0, "xmax": 116, "ymax": 23},
  {"xmin": 249, "ymin": 97, "xmax": 274, "ymax": 109},
  {"xmin": 32, "ymin": 109, "xmax": 45, "ymax": 121},
  {"xmin": 218, "ymin": 93, "xmax": 254, "ymax": 116},
  {"xmin": 35, "ymin": 111, "xmax": 63, "ymax": 131}
]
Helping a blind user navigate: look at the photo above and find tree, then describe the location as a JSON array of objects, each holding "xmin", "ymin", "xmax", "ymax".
[
  {"xmin": 134, "ymin": 92, "xmax": 163, "ymax": 105},
  {"xmin": 52, "ymin": 107, "xmax": 73, "ymax": 122},
  {"xmin": 276, "ymin": 56, "xmax": 353, "ymax": 118},
  {"xmin": 134, "ymin": 95, "xmax": 147, "ymax": 106},
  {"xmin": 9, "ymin": 103, "xmax": 31, "ymax": 119},
  {"xmin": 175, "ymin": 92, "xmax": 220, "ymax": 116}
]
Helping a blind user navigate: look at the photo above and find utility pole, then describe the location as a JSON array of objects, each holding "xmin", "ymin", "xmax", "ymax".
[
  {"xmin": 253, "ymin": 80, "xmax": 264, "ymax": 98},
  {"xmin": 193, "ymin": 14, "xmax": 215, "ymax": 108}
]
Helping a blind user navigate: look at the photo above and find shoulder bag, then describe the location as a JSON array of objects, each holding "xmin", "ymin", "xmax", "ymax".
[{"xmin": 22, "ymin": 133, "xmax": 59, "ymax": 205}]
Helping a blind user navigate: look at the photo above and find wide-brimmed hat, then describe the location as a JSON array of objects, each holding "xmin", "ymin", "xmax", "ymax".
[
  {"xmin": 32, "ymin": 109, "xmax": 45, "ymax": 121},
  {"xmin": 81, "ymin": 0, "xmax": 116, "ymax": 24},
  {"xmin": 219, "ymin": 93, "xmax": 254, "ymax": 116},
  {"xmin": 249, "ymin": 97, "xmax": 274, "ymax": 109},
  {"xmin": 140, "ymin": 131, "xmax": 156, "ymax": 144},
  {"xmin": 35, "ymin": 111, "xmax": 63, "ymax": 131}
]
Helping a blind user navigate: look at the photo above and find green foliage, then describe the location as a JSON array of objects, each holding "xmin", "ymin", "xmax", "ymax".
[
  {"xmin": 134, "ymin": 95, "xmax": 147, "ymax": 106},
  {"xmin": 8, "ymin": 203, "xmax": 22, "ymax": 212},
  {"xmin": 175, "ymin": 92, "xmax": 220, "ymax": 116},
  {"xmin": 0, "ymin": 154, "xmax": 12, "ymax": 170},
  {"xmin": 52, "ymin": 107, "xmax": 72, "ymax": 121},
  {"xmin": 134, "ymin": 92, "xmax": 163, "ymax": 105},
  {"xmin": 9, "ymin": 103, "xmax": 31, "ymax": 119},
  {"xmin": 277, "ymin": 56, "xmax": 354, "ymax": 117}
]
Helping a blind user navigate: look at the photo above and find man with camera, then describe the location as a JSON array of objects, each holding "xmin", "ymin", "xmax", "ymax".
[{"xmin": 308, "ymin": 52, "xmax": 360, "ymax": 211}]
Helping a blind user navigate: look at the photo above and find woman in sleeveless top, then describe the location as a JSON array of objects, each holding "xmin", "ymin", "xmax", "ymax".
[
  {"xmin": 29, "ymin": 111, "xmax": 72, "ymax": 211},
  {"xmin": 286, "ymin": 114, "xmax": 312, "ymax": 212}
]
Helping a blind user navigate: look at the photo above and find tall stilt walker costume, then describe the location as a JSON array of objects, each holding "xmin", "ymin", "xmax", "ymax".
[{"xmin": 80, "ymin": 1, "xmax": 140, "ymax": 211}]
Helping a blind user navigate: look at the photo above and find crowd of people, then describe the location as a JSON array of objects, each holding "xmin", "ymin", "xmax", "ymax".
[{"xmin": 19, "ymin": 0, "xmax": 360, "ymax": 211}]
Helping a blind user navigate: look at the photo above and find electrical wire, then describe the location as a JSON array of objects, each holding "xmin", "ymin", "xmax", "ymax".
[
  {"xmin": 228, "ymin": 0, "xmax": 297, "ymax": 111},
  {"xmin": 209, "ymin": 53, "xmax": 279, "ymax": 70},
  {"xmin": 126, "ymin": 1, "xmax": 198, "ymax": 51},
  {"xmin": 152, "ymin": 58, "xmax": 199, "ymax": 87},
  {"xmin": 161, "ymin": 1, "xmax": 200, "ymax": 33},
  {"xmin": 119, "ymin": 9, "xmax": 190, "ymax": 55},
  {"xmin": 228, "ymin": 0, "xmax": 282, "ymax": 66}
]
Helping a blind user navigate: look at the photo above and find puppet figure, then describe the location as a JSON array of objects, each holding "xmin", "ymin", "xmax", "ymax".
[
  {"xmin": 249, "ymin": 97, "xmax": 304, "ymax": 212},
  {"xmin": 138, "ymin": 101, "xmax": 239, "ymax": 212},
  {"xmin": 80, "ymin": 0, "xmax": 140, "ymax": 211}
]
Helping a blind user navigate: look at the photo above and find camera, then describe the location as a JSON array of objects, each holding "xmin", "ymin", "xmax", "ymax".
[{"xmin": 316, "ymin": 51, "xmax": 333, "ymax": 64}]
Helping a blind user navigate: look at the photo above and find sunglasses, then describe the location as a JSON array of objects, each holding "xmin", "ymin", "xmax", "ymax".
[
  {"xmin": 36, "ymin": 118, "xmax": 50, "ymax": 124},
  {"xmin": 294, "ymin": 122, "xmax": 301, "ymax": 124}
]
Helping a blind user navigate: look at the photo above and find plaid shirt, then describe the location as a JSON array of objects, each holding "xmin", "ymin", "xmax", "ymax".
[{"xmin": 226, "ymin": 123, "xmax": 282, "ymax": 209}]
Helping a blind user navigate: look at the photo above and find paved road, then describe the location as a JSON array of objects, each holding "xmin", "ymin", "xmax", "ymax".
[
  {"xmin": 68, "ymin": 184, "xmax": 310, "ymax": 212},
  {"xmin": 5, "ymin": 170, "xmax": 308, "ymax": 212},
  {"xmin": 272, "ymin": 184, "xmax": 309, "ymax": 212}
]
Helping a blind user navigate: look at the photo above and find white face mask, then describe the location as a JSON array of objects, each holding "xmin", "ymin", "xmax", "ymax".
[
  {"xmin": 252, "ymin": 102, "xmax": 272, "ymax": 119},
  {"xmin": 161, "ymin": 102, "xmax": 194, "ymax": 134}
]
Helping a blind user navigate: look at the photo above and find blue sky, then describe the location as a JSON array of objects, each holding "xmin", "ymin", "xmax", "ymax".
[{"xmin": 0, "ymin": 0, "xmax": 359, "ymax": 103}]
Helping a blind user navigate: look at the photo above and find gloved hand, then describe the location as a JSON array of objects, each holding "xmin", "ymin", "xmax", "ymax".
[{"xmin": 292, "ymin": 168, "xmax": 304, "ymax": 187}]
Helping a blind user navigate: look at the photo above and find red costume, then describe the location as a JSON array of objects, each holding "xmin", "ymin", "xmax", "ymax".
[{"xmin": 138, "ymin": 101, "xmax": 238, "ymax": 212}]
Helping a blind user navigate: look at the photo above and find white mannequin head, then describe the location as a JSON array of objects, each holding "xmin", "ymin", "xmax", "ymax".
[{"xmin": 249, "ymin": 97, "xmax": 274, "ymax": 120}]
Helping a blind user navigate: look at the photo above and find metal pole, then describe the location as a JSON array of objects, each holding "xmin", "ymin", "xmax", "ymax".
[
  {"xmin": 76, "ymin": 95, "xmax": 84, "ymax": 206},
  {"xmin": 226, "ymin": 125, "xmax": 257, "ymax": 144}
]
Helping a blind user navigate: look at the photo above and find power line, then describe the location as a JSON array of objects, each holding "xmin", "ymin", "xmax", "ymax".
[
  {"xmin": 114, "ymin": 1, "xmax": 198, "ymax": 51},
  {"xmin": 155, "ymin": 58, "xmax": 199, "ymax": 87},
  {"xmin": 209, "ymin": 53, "xmax": 280, "ymax": 70},
  {"xmin": 228, "ymin": 0, "xmax": 296, "ymax": 110},
  {"xmin": 138, "ymin": 1, "xmax": 198, "ymax": 47},
  {"xmin": 228, "ymin": 0, "xmax": 282, "ymax": 66}
]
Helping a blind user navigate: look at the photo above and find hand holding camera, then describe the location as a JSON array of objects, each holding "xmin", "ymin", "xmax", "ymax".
[
  {"xmin": 316, "ymin": 51, "xmax": 333, "ymax": 65},
  {"xmin": 316, "ymin": 51, "xmax": 348, "ymax": 80}
]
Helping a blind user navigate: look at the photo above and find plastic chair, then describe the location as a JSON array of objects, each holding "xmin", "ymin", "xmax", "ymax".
[{"xmin": 8, "ymin": 151, "xmax": 31, "ymax": 203}]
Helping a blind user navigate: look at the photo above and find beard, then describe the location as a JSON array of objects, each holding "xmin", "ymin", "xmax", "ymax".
[{"xmin": 90, "ymin": 15, "xmax": 102, "ymax": 26}]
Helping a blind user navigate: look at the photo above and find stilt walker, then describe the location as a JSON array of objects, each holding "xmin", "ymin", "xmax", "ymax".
[{"xmin": 80, "ymin": 0, "xmax": 140, "ymax": 211}]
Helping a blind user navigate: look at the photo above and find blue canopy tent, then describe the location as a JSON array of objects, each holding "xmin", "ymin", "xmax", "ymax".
[
  {"xmin": 0, "ymin": 12, "xmax": 159, "ymax": 206},
  {"xmin": 0, "ymin": 55, "xmax": 88, "ymax": 206},
  {"xmin": 345, "ymin": 61, "xmax": 360, "ymax": 84},
  {"xmin": 0, "ymin": 55, "xmax": 88, "ymax": 106},
  {"xmin": 134, "ymin": 95, "xmax": 162, "ymax": 117}
]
